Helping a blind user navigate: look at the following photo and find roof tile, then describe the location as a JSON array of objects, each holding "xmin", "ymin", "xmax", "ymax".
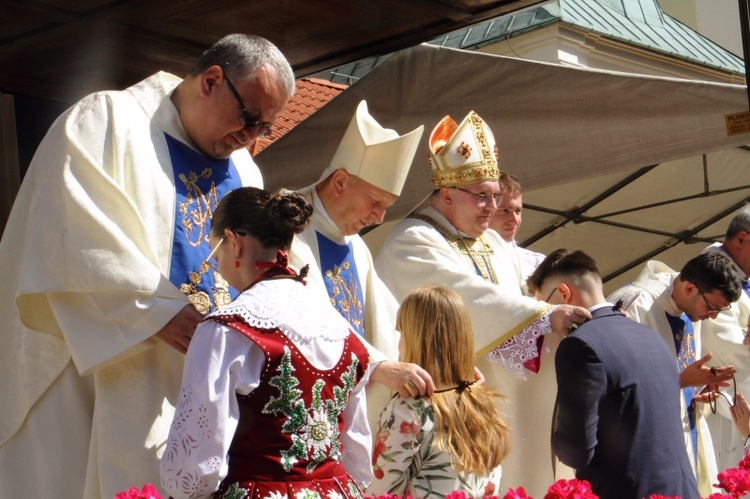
[{"xmin": 250, "ymin": 77, "xmax": 348, "ymax": 155}]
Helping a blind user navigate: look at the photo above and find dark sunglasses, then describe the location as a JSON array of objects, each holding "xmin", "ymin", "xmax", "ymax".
[{"xmin": 223, "ymin": 72, "xmax": 273, "ymax": 137}]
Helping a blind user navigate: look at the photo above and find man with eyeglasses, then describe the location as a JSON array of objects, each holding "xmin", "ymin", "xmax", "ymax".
[
  {"xmin": 375, "ymin": 111, "xmax": 591, "ymax": 497},
  {"xmin": 529, "ymin": 249, "xmax": 699, "ymax": 499},
  {"xmin": 699, "ymin": 206, "xmax": 750, "ymax": 472},
  {"xmin": 607, "ymin": 252, "xmax": 743, "ymax": 495},
  {"xmin": 0, "ymin": 34, "xmax": 294, "ymax": 499}
]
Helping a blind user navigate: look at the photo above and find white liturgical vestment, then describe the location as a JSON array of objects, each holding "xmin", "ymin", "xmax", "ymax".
[
  {"xmin": 375, "ymin": 205, "xmax": 560, "ymax": 497},
  {"xmin": 607, "ymin": 261, "xmax": 718, "ymax": 496},
  {"xmin": 0, "ymin": 72, "xmax": 262, "ymax": 499},
  {"xmin": 290, "ymin": 187, "xmax": 395, "ymax": 427},
  {"xmin": 700, "ymin": 244, "xmax": 750, "ymax": 472}
]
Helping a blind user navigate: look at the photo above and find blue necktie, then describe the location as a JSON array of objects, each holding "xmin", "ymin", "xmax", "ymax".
[{"xmin": 666, "ymin": 312, "xmax": 698, "ymax": 463}]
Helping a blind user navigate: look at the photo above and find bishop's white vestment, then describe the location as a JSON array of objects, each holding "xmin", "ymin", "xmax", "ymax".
[
  {"xmin": 0, "ymin": 72, "xmax": 262, "ymax": 499},
  {"xmin": 374, "ymin": 205, "xmax": 559, "ymax": 498}
]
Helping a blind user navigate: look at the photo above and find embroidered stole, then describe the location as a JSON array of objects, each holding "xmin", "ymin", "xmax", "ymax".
[
  {"xmin": 665, "ymin": 312, "xmax": 698, "ymax": 463},
  {"xmin": 316, "ymin": 233, "xmax": 365, "ymax": 336},
  {"xmin": 165, "ymin": 133, "xmax": 240, "ymax": 314},
  {"xmin": 410, "ymin": 214, "xmax": 498, "ymax": 284}
]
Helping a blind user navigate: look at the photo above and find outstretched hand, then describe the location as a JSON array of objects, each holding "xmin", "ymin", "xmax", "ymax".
[
  {"xmin": 679, "ymin": 353, "xmax": 735, "ymax": 388},
  {"xmin": 371, "ymin": 361, "xmax": 435, "ymax": 398},
  {"xmin": 155, "ymin": 304, "xmax": 204, "ymax": 354}
]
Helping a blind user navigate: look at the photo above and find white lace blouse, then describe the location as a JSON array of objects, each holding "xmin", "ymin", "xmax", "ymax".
[{"xmin": 160, "ymin": 279, "xmax": 377, "ymax": 499}]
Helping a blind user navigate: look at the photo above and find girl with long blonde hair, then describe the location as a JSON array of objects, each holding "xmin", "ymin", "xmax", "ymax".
[{"xmin": 368, "ymin": 286, "xmax": 510, "ymax": 498}]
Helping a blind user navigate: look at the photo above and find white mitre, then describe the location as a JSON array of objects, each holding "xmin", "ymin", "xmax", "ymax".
[{"xmin": 317, "ymin": 100, "xmax": 424, "ymax": 196}]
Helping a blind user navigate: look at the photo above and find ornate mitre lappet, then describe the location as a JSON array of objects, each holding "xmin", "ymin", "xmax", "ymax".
[
  {"xmin": 428, "ymin": 111, "xmax": 500, "ymax": 188},
  {"xmin": 318, "ymin": 100, "xmax": 424, "ymax": 196}
]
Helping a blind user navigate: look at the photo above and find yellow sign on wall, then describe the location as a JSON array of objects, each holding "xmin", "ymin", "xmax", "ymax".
[{"xmin": 725, "ymin": 110, "xmax": 750, "ymax": 136}]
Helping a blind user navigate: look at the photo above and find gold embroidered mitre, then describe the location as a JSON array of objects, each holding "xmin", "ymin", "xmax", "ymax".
[{"xmin": 428, "ymin": 111, "xmax": 500, "ymax": 188}]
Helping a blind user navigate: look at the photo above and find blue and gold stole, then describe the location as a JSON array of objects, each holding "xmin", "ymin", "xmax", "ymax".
[
  {"xmin": 166, "ymin": 133, "xmax": 241, "ymax": 314},
  {"xmin": 666, "ymin": 312, "xmax": 698, "ymax": 463},
  {"xmin": 316, "ymin": 233, "xmax": 365, "ymax": 336}
]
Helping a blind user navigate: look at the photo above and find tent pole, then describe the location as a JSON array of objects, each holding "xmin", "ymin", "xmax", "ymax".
[
  {"xmin": 602, "ymin": 197, "xmax": 750, "ymax": 283},
  {"xmin": 739, "ymin": 0, "xmax": 750, "ymax": 108},
  {"xmin": 520, "ymin": 165, "xmax": 657, "ymax": 246}
]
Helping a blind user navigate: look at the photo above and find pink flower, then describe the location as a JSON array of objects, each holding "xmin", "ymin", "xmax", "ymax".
[
  {"xmin": 114, "ymin": 483, "xmax": 163, "ymax": 499},
  {"xmin": 445, "ymin": 492, "xmax": 469, "ymax": 499},
  {"xmin": 644, "ymin": 495, "xmax": 681, "ymax": 499},
  {"xmin": 738, "ymin": 454, "xmax": 750, "ymax": 471},
  {"xmin": 704, "ymin": 494, "xmax": 735, "ymax": 499},
  {"xmin": 503, "ymin": 487, "xmax": 533, "ymax": 499},
  {"xmin": 543, "ymin": 479, "xmax": 598, "ymax": 499},
  {"xmin": 399, "ymin": 421, "xmax": 419, "ymax": 435},
  {"xmin": 716, "ymin": 466, "xmax": 750, "ymax": 497}
]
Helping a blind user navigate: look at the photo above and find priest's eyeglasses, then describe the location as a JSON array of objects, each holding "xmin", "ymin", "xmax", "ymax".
[
  {"xmin": 223, "ymin": 71, "xmax": 273, "ymax": 137},
  {"xmin": 693, "ymin": 283, "xmax": 732, "ymax": 313},
  {"xmin": 450, "ymin": 186, "xmax": 502, "ymax": 206}
]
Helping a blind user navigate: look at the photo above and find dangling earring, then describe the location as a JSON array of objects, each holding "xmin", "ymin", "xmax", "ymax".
[{"xmin": 234, "ymin": 259, "xmax": 240, "ymax": 268}]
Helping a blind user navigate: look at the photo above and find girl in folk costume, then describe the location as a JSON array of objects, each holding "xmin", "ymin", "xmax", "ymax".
[
  {"xmin": 368, "ymin": 286, "xmax": 510, "ymax": 499},
  {"xmin": 161, "ymin": 187, "xmax": 374, "ymax": 499}
]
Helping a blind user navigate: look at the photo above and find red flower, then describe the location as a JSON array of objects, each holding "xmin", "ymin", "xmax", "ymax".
[
  {"xmin": 373, "ymin": 467, "xmax": 384, "ymax": 480},
  {"xmin": 543, "ymin": 479, "xmax": 598, "ymax": 499},
  {"xmin": 739, "ymin": 454, "xmax": 750, "ymax": 471},
  {"xmin": 644, "ymin": 495, "xmax": 681, "ymax": 499},
  {"xmin": 704, "ymin": 494, "xmax": 735, "ymax": 499},
  {"xmin": 445, "ymin": 492, "xmax": 468, "ymax": 499},
  {"xmin": 399, "ymin": 421, "xmax": 419, "ymax": 435},
  {"xmin": 503, "ymin": 487, "xmax": 533, "ymax": 499},
  {"xmin": 114, "ymin": 483, "xmax": 163, "ymax": 499},
  {"xmin": 372, "ymin": 430, "xmax": 388, "ymax": 465},
  {"xmin": 715, "ymin": 466, "xmax": 750, "ymax": 497}
]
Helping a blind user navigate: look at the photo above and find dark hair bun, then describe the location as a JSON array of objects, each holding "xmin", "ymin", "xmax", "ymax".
[{"xmin": 267, "ymin": 191, "xmax": 313, "ymax": 236}]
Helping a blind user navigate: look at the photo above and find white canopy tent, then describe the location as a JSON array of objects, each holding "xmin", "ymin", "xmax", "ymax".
[{"xmin": 257, "ymin": 43, "xmax": 750, "ymax": 292}]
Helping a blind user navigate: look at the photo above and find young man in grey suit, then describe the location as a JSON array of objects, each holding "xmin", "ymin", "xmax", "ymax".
[{"xmin": 528, "ymin": 249, "xmax": 699, "ymax": 499}]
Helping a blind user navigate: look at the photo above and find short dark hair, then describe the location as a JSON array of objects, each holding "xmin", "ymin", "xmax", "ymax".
[
  {"xmin": 527, "ymin": 248, "xmax": 600, "ymax": 294},
  {"xmin": 498, "ymin": 171, "xmax": 521, "ymax": 196},
  {"xmin": 210, "ymin": 187, "xmax": 312, "ymax": 250},
  {"xmin": 679, "ymin": 252, "xmax": 743, "ymax": 303},
  {"xmin": 190, "ymin": 34, "xmax": 295, "ymax": 97}
]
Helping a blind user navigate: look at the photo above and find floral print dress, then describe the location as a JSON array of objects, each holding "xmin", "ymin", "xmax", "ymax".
[{"xmin": 367, "ymin": 395, "xmax": 502, "ymax": 499}]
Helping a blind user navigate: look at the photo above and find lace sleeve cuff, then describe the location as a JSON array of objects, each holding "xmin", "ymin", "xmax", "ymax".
[{"xmin": 484, "ymin": 310, "xmax": 552, "ymax": 380}]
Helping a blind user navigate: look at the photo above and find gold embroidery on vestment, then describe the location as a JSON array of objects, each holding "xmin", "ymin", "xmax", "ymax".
[
  {"xmin": 325, "ymin": 262, "xmax": 364, "ymax": 330},
  {"xmin": 177, "ymin": 168, "xmax": 231, "ymax": 314},
  {"xmin": 410, "ymin": 214, "xmax": 498, "ymax": 284},
  {"xmin": 677, "ymin": 329, "xmax": 696, "ymax": 372}
]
